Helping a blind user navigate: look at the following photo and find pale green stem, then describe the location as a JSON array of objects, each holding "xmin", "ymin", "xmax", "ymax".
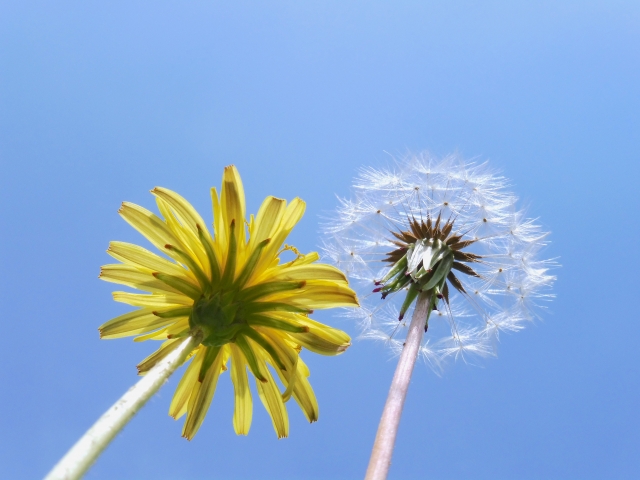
[
  {"xmin": 365, "ymin": 292, "xmax": 432, "ymax": 480},
  {"xmin": 45, "ymin": 334, "xmax": 202, "ymax": 480}
]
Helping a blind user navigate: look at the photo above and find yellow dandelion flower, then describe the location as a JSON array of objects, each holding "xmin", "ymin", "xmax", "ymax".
[{"xmin": 98, "ymin": 165, "xmax": 359, "ymax": 440}]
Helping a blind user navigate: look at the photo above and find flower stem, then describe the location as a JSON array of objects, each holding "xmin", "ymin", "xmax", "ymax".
[
  {"xmin": 364, "ymin": 292, "xmax": 432, "ymax": 480},
  {"xmin": 45, "ymin": 334, "xmax": 202, "ymax": 480}
]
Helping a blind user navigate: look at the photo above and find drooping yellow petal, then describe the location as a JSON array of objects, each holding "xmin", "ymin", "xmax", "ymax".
[
  {"xmin": 243, "ymin": 327, "xmax": 287, "ymax": 372},
  {"xmin": 276, "ymin": 356, "xmax": 318, "ymax": 423},
  {"xmin": 289, "ymin": 331, "xmax": 350, "ymax": 355},
  {"xmin": 288, "ymin": 357, "xmax": 319, "ymax": 422},
  {"xmin": 255, "ymin": 328, "xmax": 318, "ymax": 422},
  {"xmin": 229, "ymin": 344, "xmax": 253, "ymax": 435},
  {"xmin": 137, "ymin": 338, "xmax": 186, "ymax": 374},
  {"xmin": 183, "ymin": 347, "xmax": 227, "ymax": 440},
  {"xmin": 170, "ymin": 347, "xmax": 205, "ymax": 419},
  {"xmin": 282, "ymin": 314, "xmax": 352, "ymax": 356},
  {"xmin": 234, "ymin": 335, "xmax": 267, "ymax": 383},
  {"xmin": 255, "ymin": 354, "xmax": 289, "ymax": 439}
]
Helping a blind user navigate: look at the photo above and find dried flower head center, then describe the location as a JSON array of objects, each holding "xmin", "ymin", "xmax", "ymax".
[{"xmin": 375, "ymin": 213, "xmax": 481, "ymax": 326}]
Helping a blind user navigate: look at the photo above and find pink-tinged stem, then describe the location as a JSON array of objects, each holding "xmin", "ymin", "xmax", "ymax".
[{"xmin": 365, "ymin": 292, "xmax": 431, "ymax": 480}]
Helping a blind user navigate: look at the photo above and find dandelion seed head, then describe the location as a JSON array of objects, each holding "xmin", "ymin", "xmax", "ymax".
[{"xmin": 323, "ymin": 152, "xmax": 556, "ymax": 372}]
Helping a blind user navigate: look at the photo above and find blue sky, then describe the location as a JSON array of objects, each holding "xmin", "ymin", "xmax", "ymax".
[{"xmin": 1, "ymin": 1, "xmax": 639, "ymax": 479}]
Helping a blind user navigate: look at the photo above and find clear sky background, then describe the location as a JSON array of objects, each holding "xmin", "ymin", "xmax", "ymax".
[{"xmin": 1, "ymin": 1, "xmax": 639, "ymax": 479}]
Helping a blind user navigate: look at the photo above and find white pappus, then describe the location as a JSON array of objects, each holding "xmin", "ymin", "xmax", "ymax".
[{"xmin": 322, "ymin": 152, "xmax": 556, "ymax": 372}]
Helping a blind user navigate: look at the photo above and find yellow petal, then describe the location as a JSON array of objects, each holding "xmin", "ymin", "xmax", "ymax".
[
  {"xmin": 266, "ymin": 251, "xmax": 320, "ymax": 274},
  {"xmin": 280, "ymin": 197, "xmax": 306, "ymax": 232},
  {"xmin": 100, "ymin": 264, "xmax": 179, "ymax": 294},
  {"xmin": 118, "ymin": 202, "xmax": 182, "ymax": 258},
  {"xmin": 239, "ymin": 196, "xmax": 286, "ymax": 286},
  {"xmin": 246, "ymin": 313, "xmax": 309, "ymax": 333},
  {"xmin": 210, "ymin": 187, "xmax": 226, "ymax": 256},
  {"xmin": 248, "ymin": 213, "xmax": 255, "ymax": 237},
  {"xmin": 297, "ymin": 356, "xmax": 311, "ymax": 377},
  {"xmin": 155, "ymin": 197, "xmax": 212, "ymax": 280},
  {"xmin": 253, "ymin": 198, "xmax": 306, "ymax": 277},
  {"xmin": 255, "ymin": 328, "xmax": 318, "ymax": 422},
  {"xmin": 238, "ymin": 280, "xmax": 305, "ymax": 303},
  {"xmin": 137, "ymin": 338, "xmax": 186, "ymax": 374},
  {"xmin": 108, "ymin": 241, "xmax": 198, "ymax": 288},
  {"xmin": 151, "ymin": 187, "xmax": 208, "ymax": 236},
  {"xmin": 288, "ymin": 331, "xmax": 350, "ymax": 356},
  {"xmin": 152, "ymin": 272, "xmax": 202, "ymax": 300},
  {"xmin": 255, "ymin": 355, "xmax": 289, "ymax": 439},
  {"xmin": 290, "ymin": 251, "xmax": 319, "ymax": 266},
  {"xmin": 254, "ymin": 250, "xmax": 322, "ymax": 284},
  {"xmin": 269, "ymin": 264, "xmax": 348, "ymax": 284},
  {"xmin": 182, "ymin": 347, "xmax": 226, "ymax": 440},
  {"xmin": 288, "ymin": 357, "xmax": 319, "ymax": 423},
  {"xmin": 234, "ymin": 335, "xmax": 267, "ymax": 383},
  {"xmin": 268, "ymin": 280, "xmax": 359, "ymax": 309},
  {"xmin": 233, "ymin": 238, "xmax": 272, "ymax": 289},
  {"xmin": 243, "ymin": 327, "xmax": 287, "ymax": 371},
  {"xmin": 133, "ymin": 317, "xmax": 189, "ymax": 342},
  {"xmin": 284, "ymin": 314, "xmax": 351, "ymax": 356},
  {"xmin": 221, "ymin": 165, "xmax": 246, "ymax": 246},
  {"xmin": 170, "ymin": 346, "xmax": 205, "ymax": 419},
  {"xmin": 112, "ymin": 291, "xmax": 193, "ymax": 308},
  {"xmin": 250, "ymin": 196, "xmax": 286, "ymax": 247},
  {"xmin": 107, "ymin": 241, "xmax": 191, "ymax": 280},
  {"xmin": 133, "ymin": 326, "xmax": 170, "ymax": 342},
  {"xmin": 99, "ymin": 308, "xmax": 179, "ymax": 339},
  {"xmin": 229, "ymin": 344, "xmax": 253, "ymax": 435}
]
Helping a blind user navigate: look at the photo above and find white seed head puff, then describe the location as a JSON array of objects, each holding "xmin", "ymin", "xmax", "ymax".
[{"xmin": 323, "ymin": 152, "xmax": 556, "ymax": 371}]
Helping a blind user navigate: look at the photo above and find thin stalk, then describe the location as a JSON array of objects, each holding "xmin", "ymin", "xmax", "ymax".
[
  {"xmin": 365, "ymin": 292, "xmax": 431, "ymax": 480},
  {"xmin": 45, "ymin": 334, "xmax": 202, "ymax": 480}
]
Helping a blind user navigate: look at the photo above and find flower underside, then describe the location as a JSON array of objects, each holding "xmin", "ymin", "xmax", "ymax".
[
  {"xmin": 375, "ymin": 213, "xmax": 481, "ymax": 329},
  {"xmin": 98, "ymin": 165, "xmax": 358, "ymax": 440}
]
